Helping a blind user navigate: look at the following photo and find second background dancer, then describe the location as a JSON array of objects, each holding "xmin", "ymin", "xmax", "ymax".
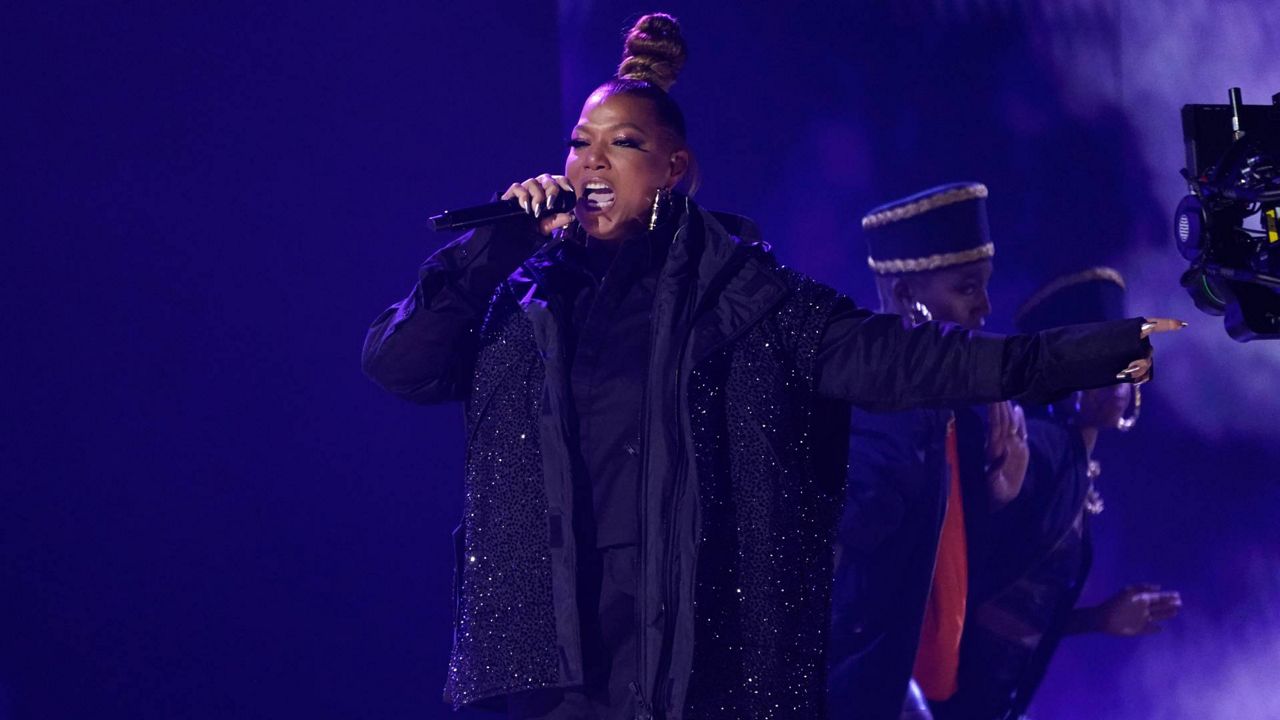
[{"xmin": 930, "ymin": 268, "xmax": 1183, "ymax": 720}]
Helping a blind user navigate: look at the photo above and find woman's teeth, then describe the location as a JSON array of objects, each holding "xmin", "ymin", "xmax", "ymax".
[{"xmin": 583, "ymin": 181, "xmax": 615, "ymax": 210}]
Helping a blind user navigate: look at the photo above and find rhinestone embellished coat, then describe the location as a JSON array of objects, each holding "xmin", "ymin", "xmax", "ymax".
[{"xmin": 362, "ymin": 199, "xmax": 1150, "ymax": 720}]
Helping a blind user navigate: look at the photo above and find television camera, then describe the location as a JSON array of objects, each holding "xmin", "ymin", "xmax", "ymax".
[{"xmin": 1175, "ymin": 87, "xmax": 1280, "ymax": 341}]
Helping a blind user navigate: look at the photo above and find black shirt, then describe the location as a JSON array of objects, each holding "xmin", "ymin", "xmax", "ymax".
[{"xmin": 558, "ymin": 229, "xmax": 669, "ymax": 548}]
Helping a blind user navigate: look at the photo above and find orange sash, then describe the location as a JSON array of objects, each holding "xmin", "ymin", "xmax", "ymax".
[{"xmin": 912, "ymin": 418, "xmax": 968, "ymax": 701}]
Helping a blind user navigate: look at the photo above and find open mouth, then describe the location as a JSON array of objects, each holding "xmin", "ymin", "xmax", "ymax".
[{"xmin": 582, "ymin": 180, "xmax": 615, "ymax": 211}]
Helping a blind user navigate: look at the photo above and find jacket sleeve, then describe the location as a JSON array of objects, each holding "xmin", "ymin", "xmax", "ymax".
[
  {"xmin": 814, "ymin": 298, "xmax": 1150, "ymax": 411},
  {"xmin": 361, "ymin": 219, "xmax": 544, "ymax": 404}
]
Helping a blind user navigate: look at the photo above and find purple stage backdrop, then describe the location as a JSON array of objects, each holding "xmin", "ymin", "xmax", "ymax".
[{"xmin": 4, "ymin": 2, "xmax": 1278, "ymax": 719}]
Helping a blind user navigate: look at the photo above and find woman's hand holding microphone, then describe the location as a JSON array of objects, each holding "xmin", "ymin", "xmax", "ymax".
[{"xmin": 502, "ymin": 174, "xmax": 576, "ymax": 236}]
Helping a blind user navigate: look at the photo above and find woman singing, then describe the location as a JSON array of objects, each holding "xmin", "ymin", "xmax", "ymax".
[{"xmin": 361, "ymin": 14, "xmax": 1178, "ymax": 720}]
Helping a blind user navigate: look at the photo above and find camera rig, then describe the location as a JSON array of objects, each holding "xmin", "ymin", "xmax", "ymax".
[{"xmin": 1175, "ymin": 88, "xmax": 1280, "ymax": 341}]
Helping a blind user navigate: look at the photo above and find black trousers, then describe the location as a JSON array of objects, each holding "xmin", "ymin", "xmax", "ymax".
[{"xmin": 508, "ymin": 544, "xmax": 639, "ymax": 720}]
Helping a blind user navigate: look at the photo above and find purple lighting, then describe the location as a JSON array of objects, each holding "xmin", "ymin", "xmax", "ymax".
[{"xmin": 4, "ymin": 1, "xmax": 1278, "ymax": 718}]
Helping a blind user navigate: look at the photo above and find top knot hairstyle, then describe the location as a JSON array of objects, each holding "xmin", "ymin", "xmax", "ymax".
[
  {"xmin": 597, "ymin": 13, "xmax": 689, "ymax": 143},
  {"xmin": 616, "ymin": 13, "xmax": 687, "ymax": 92},
  {"xmin": 592, "ymin": 13, "xmax": 698, "ymax": 193}
]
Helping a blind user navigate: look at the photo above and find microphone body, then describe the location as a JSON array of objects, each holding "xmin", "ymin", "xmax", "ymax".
[{"xmin": 428, "ymin": 192, "xmax": 576, "ymax": 232}]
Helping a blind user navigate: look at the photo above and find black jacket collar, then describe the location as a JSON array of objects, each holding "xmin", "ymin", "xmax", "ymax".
[{"xmin": 508, "ymin": 196, "xmax": 791, "ymax": 365}]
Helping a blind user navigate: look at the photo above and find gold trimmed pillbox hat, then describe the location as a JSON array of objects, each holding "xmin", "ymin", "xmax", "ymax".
[
  {"xmin": 862, "ymin": 182, "xmax": 993, "ymax": 275},
  {"xmin": 1015, "ymin": 267, "xmax": 1127, "ymax": 333}
]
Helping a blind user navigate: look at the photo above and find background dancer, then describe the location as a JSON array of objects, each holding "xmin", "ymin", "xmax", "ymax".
[
  {"xmin": 930, "ymin": 268, "xmax": 1183, "ymax": 720},
  {"xmin": 828, "ymin": 182, "xmax": 1029, "ymax": 720}
]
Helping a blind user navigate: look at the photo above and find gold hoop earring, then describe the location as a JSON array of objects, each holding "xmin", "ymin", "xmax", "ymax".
[
  {"xmin": 649, "ymin": 187, "xmax": 671, "ymax": 231},
  {"xmin": 908, "ymin": 300, "xmax": 933, "ymax": 325},
  {"xmin": 1117, "ymin": 384, "xmax": 1142, "ymax": 432}
]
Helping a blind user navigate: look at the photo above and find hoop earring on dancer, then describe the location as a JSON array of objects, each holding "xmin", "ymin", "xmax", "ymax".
[{"xmin": 1117, "ymin": 385, "xmax": 1142, "ymax": 432}]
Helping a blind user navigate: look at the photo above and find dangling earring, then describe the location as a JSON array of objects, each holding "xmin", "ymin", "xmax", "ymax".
[
  {"xmin": 908, "ymin": 300, "xmax": 933, "ymax": 325},
  {"xmin": 1117, "ymin": 385, "xmax": 1142, "ymax": 432},
  {"xmin": 649, "ymin": 187, "xmax": 671, "ymax": 231}
]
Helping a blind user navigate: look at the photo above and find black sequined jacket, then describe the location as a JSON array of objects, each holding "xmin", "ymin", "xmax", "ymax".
[{"xmin": 362, "ymin": 197, "xmax": 1150, "ymax": 720}]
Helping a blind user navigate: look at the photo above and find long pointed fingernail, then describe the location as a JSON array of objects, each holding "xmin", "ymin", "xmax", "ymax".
[
  {"xmin": 1116, "ymin": 363, "xmax": 1142, "ymax": 380},
  {"xmin": 1141, "ymin": 321, "xmax": 1157, "ymax": 335},
  {"xmin": 519, "ymin": 198, "xmax": 529, "ymax": 213},
  {"xmin": 1179, "ymin": 321, "xmax": 1189, "ymax": 328}
]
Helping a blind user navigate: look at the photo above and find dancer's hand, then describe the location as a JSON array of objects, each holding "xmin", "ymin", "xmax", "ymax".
[
  {"xmin": 502, "ymin": 174, "xmax": 575, "ymax": 235},
  {"xmin": 1091, "ymin": 584, "xmax": 1183, "ymax": 636},
  {"xmin": 985, "ymin": 401, "xmax": 1029, "ymax": 510},
  {"xmin": 1117, "ymin": 318, "xmax": 1187, "ymax": 385}
]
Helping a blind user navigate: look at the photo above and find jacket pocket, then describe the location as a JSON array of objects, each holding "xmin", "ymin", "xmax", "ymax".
[
  {"xmin": 462, "ymin": 383, "xmax": 503, "ymax": 476},
  {"xmin": 465, "ymin": 383, "xmax": 501, "ymax": 444},
  {"xmin": 745, "ymin": 405, "xmax": 788, "ymax": 471},
  {"xmin": 451, "ymin": 523, "xmax": 465, "ymax": 629}
]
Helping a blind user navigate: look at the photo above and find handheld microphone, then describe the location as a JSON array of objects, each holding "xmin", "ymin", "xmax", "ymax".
[{"xmin": 428, "ymin": 192, "xmax": 577, "ymax": 232}]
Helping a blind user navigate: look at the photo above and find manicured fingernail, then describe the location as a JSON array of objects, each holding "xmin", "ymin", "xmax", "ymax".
[
  {"xmin": 1179, "ymin": 321, "xmax": 1189, "ymax": 328},
  {"xmin": 519, "ymin": 198, "xmax": 529, "ymax": 213},
  {"xmin": 534, "ymin": 202, "xmax": 542, "ymax": 218}
]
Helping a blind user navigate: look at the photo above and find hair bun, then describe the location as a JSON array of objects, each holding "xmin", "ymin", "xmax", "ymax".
[{"xmin": 616, "ymin": 13, "xmax": 687, "ymax": 92}]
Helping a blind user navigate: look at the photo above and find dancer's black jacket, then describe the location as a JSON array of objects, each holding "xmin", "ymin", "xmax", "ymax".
[
  {"xmin": 828, "ymin": 405, "xmax": 988, "ymax": 720},
  {"xmin": 932, "ymin": 415, "xmax": 1096, "ymax": 720},
  {"xmin": 361, "ymin": 196, "xmax": 1149, "ymax": 720}
]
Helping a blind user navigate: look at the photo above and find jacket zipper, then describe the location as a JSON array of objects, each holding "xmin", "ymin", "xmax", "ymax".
[
  {"xmin": 635, "ymin": 253, "xmax": 664, "ymax": 720},
  {"xmin": 637, "ymin": 222, "xmax": 694, "ymax": 720},
  {"xmin": 652, "ymin": 243, "xmax": 759, "ymax": 718},
  {"xmin": 654, "ymin": 330, "xmax": 691, "ymax": 717},
  {"xmin": 635, "ymin": 357, "xmax": 656, "ymax": 720}
]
